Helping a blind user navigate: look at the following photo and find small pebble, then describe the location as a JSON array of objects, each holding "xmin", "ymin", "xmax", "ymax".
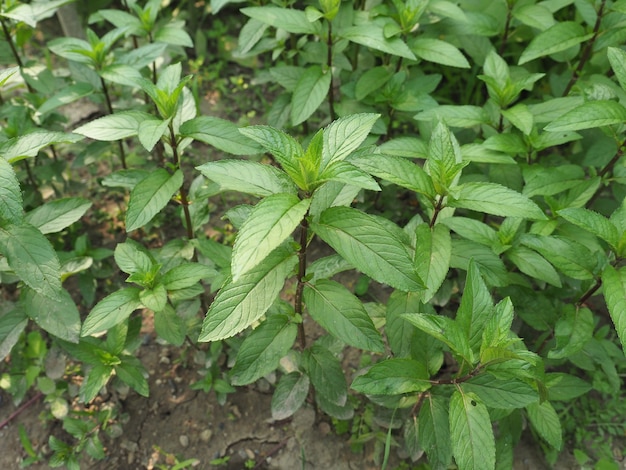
[
  {"xmin": 200, "ymin": 430, "xmax": 212, "ymax": 442},
  {"xmin": 179, "ymin": 435, "xmax": 189, "ymax": 447},
  {"xmin": 245, "ymin": 448, "xmax": 255, "ymax": 460}
]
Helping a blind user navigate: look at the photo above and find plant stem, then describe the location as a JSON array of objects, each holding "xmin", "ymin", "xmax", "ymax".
[
  {"xmin": 99, "ymin": 76, "xmax": 128, "ymax": 169},
  {"xmin": 563, "ymin": 0, "xmax": 606, "ymax": 96},
  {"xmin": 1, "ymin": 18, "xmax": 34, "ymax": 93},
  {"xmin": 295, "ymin": 215, "xmax": 309, "ymax": 349},
  {"xmin": 326, "ymin": 21, "xmax": 336, "ymax": 121},
  {"xmin": 585, "ymin": 137, "xmax": 625, "ymax": 208},
  {"xmin": 0, "ymin": 392, "xmax": 43, "ymax": 430},
  {"xmin": 498, "ymin": 7, "xmax": 513, "ymax": 56},
  {"xmin": 169, "ymin": 124, "xmax": 194, "ymax": 240},
  {"xmin": 577, "ymin": 278, "xmax": 603, "ymax": 307},
  {"xmin": 429, "ymin": 366, "xmax": 482, "ymax": 385},
  {"xmin": 429, "ymin": 196, "xmax": 445, "ymax": 228}
]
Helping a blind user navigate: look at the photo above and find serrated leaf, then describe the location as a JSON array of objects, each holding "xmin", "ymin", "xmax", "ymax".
[
  {"xmin": 544, "ymin": 101, "xmax": 626, "ymax": 132},
  {"xmin": 137, "ymin": 118, "xmax": 169, "ymax": 152},
  {"xmin": 114, "ymin": 241, "xmax": 153, "ymax": 276},
  {"xmin": 558, "ymin": 207, "xmax": 620, "ymax": 249},
  {"xmin": 271, "ymin": 372, "xmax": 310, "ymax": 420},
  {"xmin": 355, "ymin": 67, "xmax": 393, "ymax": 100},
  {"xmin": 0, "ymin": 158, "xmax": 23, "ymax": 224},
  {"xmin": 139, "ymin": 284, "xmax": 167, "ymax": 312},
  {"xmin": 545, "ymin": 373, "xmax": 592, "ymax": 401},
  {"xmin": 23, "ymin": 288, "xmax": 80, "ymax": 343},
  {"xmin": 230, "ymin": 314, "xmax": 297, "ymax": 385},
  {"xmin": 73, "ymin": 111, "xmax": 153, "ymax": 141},
  {"xmin": 196, "ymin": 160, "xmax": 296, "ymax": 197},
  {"xmin": 304, "ymin": 279, "xmax": 384, "ymax": 352},
  {"xmin": 199, "ymin": 247, "xmax": 297, "ymax": 341},
  {"xmin": 450, "ymin": 182, "xmax": 547, "ymax": 220},
  {"xmin": 608, "ymin": 47, "xmax": 626, "ymax": 91},
  {"xmin": 80, "ymin": 364, "xmax": 113, "ymax": 403},
  {"xmin": 241, "ymin": 6, "xmax": 321, "ymax": 34},
  {"xmin": 232, "ymin": 194, "xmax": 310, "ymax": 281},
  {"xmin": 549, "ymin": 306, "xmax": 593, "ymax": 359},
  {"xmin": 0, "ymin": 223, "xmax": 62, "ymax": 299},
  {"xmin": 322, "ymin": 113, "xmax": 380, "ymax": 171},
  {"xmin": 402, "ymin": 313, "xmax": 472, "ymax": 362},
  {"xmin": 311, "ymin": 207, "xmax": 423, "ymax": 291},
  {"xmin": 306, "ymin": 343, "xmax": 347, "ymax": 406},
  {"xmin": 0, "ymin": 307, "xmax": 28, "ymax": 361},
  {"xmin": 351, "ymin": 358, "xmax": 430, "ymax": 395},
  {"xmin": 37, "ymin": 82, "xmax": 95, "ymax": 116},
  {"xmin": 450, "ymin": 390, "xmax": 496, "ymax": 470},
  {"xmin": 526, "ymin": 401, "xmax": 562, "ymax": 449},
  {"xmin": 602, "ymin": 265, "xmax": 626, "ymax": 355},
  {"xmin": 520, "ymin": 234, "xmax": 595, "ymax": 280},
  {"xmin": 419, "ymin": 394, "xmax": 452, "ymax": 469},
  {"xmin": 415, "ymin": 224, "xmax": 452, "ymax": 302},
  {"xmin": 115, "ymin": 356, "xmax": 149, "ymax": 397},
  {"xmin": 463, "ymin": 375, "xmax": 538, "ymax": 409},
  {"xmin": 126, "ymin": 169, "xmax": 183, "ymax": 232},
  {"xmin": 162, "ymin": 263, "xmax": 216, "ymax": 290},
  {"xmin": 349, "ymin": 153, "xmax": 435, "ymax": 198},
  {"xmin": 154, "ymin": 304, "xmax": 185, "ymax": 346},
  {"xmin": 522, "ymin": 164, "xmax": 585, "ymax": 198},
  {"xmin": 317, "ymin": 160, "xmax": 380, "ymax": 191},
  {"xmin": 25, "ymin": 198, "xmax": 91, "ymax": 234},
  {"xmin": 507, "ymin": 246, "xmax": 562, "ymax": 287},
  {"xmin": 341, "ymin": 24, "xmax": 416, "ymax": 60},
  {"xmin": 450, "ymin": 239, "xmax": 508, "ymax": 287},
  {"xmin": 415, "ymin": 105, "xmax": 490, "ymax": 128},
  {"xmin": 81, "ymin": 288, "xmax": 142, "ymax": 336},
  {"xmin": 180, "ymin": 116, "xmax": 263, "ymax": 155},
  {"xmin": 412, "ymin": 38, "xmax": 470, "ymax": 68},
  {"xmin": 0, "ymin": 130, "xmax": 82, "ymax": 163},
  {"xmin": 518, "ymin": 21, "xmax": 592, "ymax": 64},
  {"xmin": 290, "ymin": 66, "xmax": 331, "ymax": 126}
]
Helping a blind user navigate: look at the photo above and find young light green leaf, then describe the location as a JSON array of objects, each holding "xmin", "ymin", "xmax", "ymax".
[
  {"xmin": 419, "ymin": 394, "xmax": 452, "ymax": 470},
  {"xmin": 341, "ymin": 24, "xmax": 416, "ymax": 59},
  {"xmin": 507, "ymin": 246, "xmax": 562, "ymax": 287},
  {"xmin": 305, "ymin": 343, "xmax": 347, "ymax": 406},
  {"xmin": 518, "ymin": 21, "xmax": 593, "ymax": 64},
  {"xmin": 25, "ymin": 198, "xmax": 91, "ymax": 234},
  {"xmin": 449, "ymin": 182, "xmax": 547, "ymax": 220},
  {"xmin": 463, "ymin": 375, "xmax": 538, "ymax": 409},
  {"xmin": 450, "ymin": 390, "xmax": 496, "ymax": 470},
  {"xmin": 322, "ymin": 113, "xmax": 380, "ymax": 171},
  {"xmin": 558, "ymin": 207, "xmax": 620, "ymax": 249},
  {"xmin": 0, "ymin": 223, "xmax": 62, "ymax": 299},
  {"xmin": 304, "ymin": 279, "xmax": 384, "ymax": 352},
  {"xmin": 526, "ymin": 401, "xmax": 562, "ymax": 449},
  {"xmin": 351, "ymin": 358, "xmax": 430, "ymax": 395},
  {"xmin": 271, "ymin": 372, "xmax": 310, "ymax": 420},
  {"xmin": 230, "ymin": 314, "xmax": 297, "ymax": 385},
  {"xmin": 196, "ymin": 160, "xmax": 296, "ymax": 197},
  {"xmin": 0, "ymin": 130, "xmax": 82, "ymax": 163},
  {"xmin": 0, "ymin": 158, "xmax": 23, "ymax": 224},
  {"xmin": 349, "ymin": 153, "xmax": 435, "ymax": 198},
  {"xmin": 456, "ymin": 260, "xmax": 494, "ymax": 354},
  {"xmin": 232, "ymin": 194, "xmax": 310, "ymax": 281},
  {"xmin": 311, "ymin": 207, "xmax": 424, "ymax": 291},
  {"xmin": 602, "ymin": 265, "xmax": 626, "ymax": 355},
  {"xmin": 411, "ymin": 38, "xmax": 470, "ymax": 68},
  {"xmin": 23, "ymin": 288, "xmax": 80, "ymax": 343},
  {"xmin": 73, "ymin": 111, "xmax": 153, "ymax": 141},
  {"xmin": 126, "ymin": 169, "xmax": 183, "ymax": 232},
  {"xmin": 180, "ymin": 116, "xmax": 263, "ymax": 155},
  {"xmin": 154, "ymin": 304, "xmax": 185, "ymax": 346},
  {"xmin": 544, "ymin": 101, "xmax": 626, "ymax": 132},
  {"xmin": 414, "ymin": 224, "xmax": 452, "ymax": 302},
  {"xmin": 291, "ymin": 66, "xmax": 331, "ymax": 126},
  {"xmin": 162, "ymin": 263, "xmax": 217, "ymax": 290},
  {"xmin": 241, "ymin": 6, "xmax": 321, "ymax": 34},
  {"xmin": 81, "ymin": 288, "xmax": 143, "ymax": 336},
  {"xmin": 199, "ymin": 247, "xmax": 297, "ymax": 342}
]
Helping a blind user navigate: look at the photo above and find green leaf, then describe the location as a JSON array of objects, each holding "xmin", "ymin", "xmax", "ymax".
[
  {"xmin": 0, "ymin": 307, "xmax": 28, "ymax": 361},
  {"xmin": 271, "ymin": 372, "xmax": 310, "ymax": 420},
  {"xmin": 196, "ymin": 160, "xmax": 296, "ymax": 197},
  {"xmin": 290, "ymin": 66, "xmax": 331, "ymax": 126},
  {"xmin": 311, "ymin": 206, "xmax": 423, "ymax": 291},
  {"xmin": 80, "ymin": 364, "xmax": 113, "ymax": 403},
  {"xmin": 549, "ymin": 306, "xmax": 594, "ymax": 359},
  {"xmin": 385, "ymin": 291, "xmax": 421, "ymax": 357},
  {"xmin": 82, "ymin": 288, "xmax": 142, "ymax": 336},
  {"xmin": 463, "ymin": 375, "xmax": 538, "ymax": 409},
  {"xmin": 126, "ymin": 169, "xmax": 183, "ymax": 232},
  {"xmin": 449, "ymin": 182, "xmax": 547, "ymax": 220},
  {"xmin": 317, "ymin": 160, "xmax": 380, "ymax": 191},
  {"xmin": 304, "ymin": 280, "xmax": 384, "ymax": 352},
  {"xmin": 180, "ymin": 116, "xmax": 263, "ymax": 155},
  {"xmin": 411, "ymin": 38, "xmax": 470, "ymax": 68},
  {"xmin": 402, "ymin": 313, "xmax": 472, "ymax": 363},
  {"xmin": 232, "ymin": 194, "xmax": 310, "ymax": 281},
  {"xmin": 526, "ymin": 401, "xmax": 562, "ymax": 449},
  {"xmin": 115, "ymin": 356, "xmax": 149, "ymax": 397},
  {"xmin": 520, "ymin": 234, "xmax": 595, "ymax": 280},
  {"xmin": 0, "ymin": 130, "xmax": 82, "ymax": 163},
  {"xmin": 451, "ymin": 239, "xmax": 508, "ymax": 287},
  {"xmin": 602, "ymin": 265, "xmax": 626, "ymax": 355},
  {"xmin": 25, "ymin": 198, "xmax": 91, "ymax": 234},
  {"xmin": 414, "ymin": 224, "xmax": 452, "ymax": 302},
  {"xmin": 139, "ymin": 284, "xmax": 167, "ymax": 312},
  {"xmin": 137, "ymin": 118, "xmax": 169, "ymax": 152},
  {"xmin": 154, "ymin": 304, "xmax": 185, "ymax": 346},
  {"xmin": 154, "ymin": 22, "xmax": 193, "ymax": 47},
  {"xmin": 450, "ymin": 390, "xmax": 496, "ymax": 470},
  {"xmin": 351, "ymin": 358, "xmax": 430, "ymax": 395},
  {"xmin": 545, "ymin": 373, "xmax": 592, "ymax": 401},
  {"xmin": 322, "ymin": 113, "xmax": 380, "ymax": 171},
  {"xmin": 558, "ymin": 207, "xmax": 620, "ymax": 249},
  {"xmin": 349, "ymin": 153, "xmax": 435, "ymax": 198},
  {"xmin": 199, "ymin": 247, "xmax": 297, "ymax": 341},
  {"xmin": 608, "ymin": 47, "xmax": 626, "ymax": 91},
  {"xmin": 73, "ymin": 111, "xmax": 153, "ymax": 141},
  {"xmin": 305, "ymin": 343, "xmax": 347, "ymax": 406},
  {"xmin": 507, "ymin": 246, "xmax": 562, "ymax": 287},
  {"xmin": 114, "ymin": 241, "xmax": 153, "ymax": 276},
  {"xmin": 23, "ymin": 288, "xmax": 80, "ymax": 343},
  {"xmin": 355, "ymin": 67, "xmax": 393, "ymax": 100},
  {"xmin": 522, "ymin": 164, "xmax": 586, "ymax": 198},
  {"xmin": 518, "ymin": 21, "xmax": 593, "ymax": 64},
  {"xmin": 419, "ymin": 395, "xmax": 452, "ymax": 470},
  {"xmin": 341, "ymin": 24, "xmax": 416, "ymax": 60},
  {"xmin": 0, "ymin": 223, "xmax": 62, "ymax": 299},
  {"xmin": 0, "ymin": 66, "xmax": 19, "ymax": 86},
  {"xmin": 162, "ymin": 263, "xmax": 216, "ymax": 290},
  {"xmin": 0, "ymin": 158, "xmax": 23, "ymax": 224},
  {"xmin": 241, "ymin": 6, "xmax": 321, "ymax": 34},
  {"xmin": 544, "ymin": 101, "xmax": 626, "ymax": 132},
  {"xmin": 230, "ymin": 314, "xmax": 297, "ymax": 385},
  {"xmin": 415, "ymin": 105, "xmax": 490, "ymax": 128}
]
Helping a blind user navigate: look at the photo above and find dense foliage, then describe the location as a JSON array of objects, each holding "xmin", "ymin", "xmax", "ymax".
[{"xmin": 1, "ymin": 0, "xmax": 626, "ymax": 468}]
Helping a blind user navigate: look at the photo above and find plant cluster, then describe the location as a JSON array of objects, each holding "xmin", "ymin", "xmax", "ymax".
[{"xmin": 1, "ymin": 0, "xmax": 626, "ymax": 468}]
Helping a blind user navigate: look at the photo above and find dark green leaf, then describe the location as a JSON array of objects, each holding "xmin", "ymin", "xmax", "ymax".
[
  {"xmin": 271, "ymin": 372, "xmax": 310, "ymax": 420},
  {"xmin": 80, "ymin": 364, "xmax": 113, "ymax": 403},
  {"xmin": 154, "ymin": 304, "xmax": 185, "ymax": 346},
  {"xmin": 115, "ymin": 356, "xmax": 149, "ymax": 397},
  {"xmin": 419, "ymin": 394, "xmax": 452, "ymax": 469},
  {"xmin": 126, "ymin": 169, "xmax": 183, "ymax": 232},
  {"xmin": 0, "ymin": 158, "xmax": 23, "ymax": 225},
  {"xmin": 545, "ymin": 373, "xmax": 592, "ymax": 401},
  {"xmin": 526, "ymin": 401, "xmax": 562, "ymax": 449},
  {"xmin": 518, "ymin": 22, "xmax": 592, "ymax": 64},
  {"xmin": 82, "ymin": 288, "xmax": 142, "ymax": 336},
  {"xmin": 291, "ymin": 66, "xmax": 331, "ymax": 126},
  {"xmin": 463, "ymin": 375, "xmax": 538, "ymax": 409},
  {"xmin": 507, "ymin": 246, "xmax": 561, "ymax": 287},
  {"xmin": 351, "ymin": 358, "xmax": 430, "ymax": 395},
  {"xmin": 23, "ymin": 288, "xmax": 80, "ymax": 343},
  {"xmin": 25, "ymin": 198, "xmax": 91, "ymax": 234},
  {"xmin": 306, "ymin": 343, "xmax": 347, "ymax": 406},
  {"xmin": 602, "ymin": 265, "xmax": 626, "ymax": 355},
  {"xmin": 180, "ymin": 116, "xmax": 263, "ymax": 155},
  {"xmin": 0, "ymin": 307, "xmax": 28, "ymax": 361}
]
